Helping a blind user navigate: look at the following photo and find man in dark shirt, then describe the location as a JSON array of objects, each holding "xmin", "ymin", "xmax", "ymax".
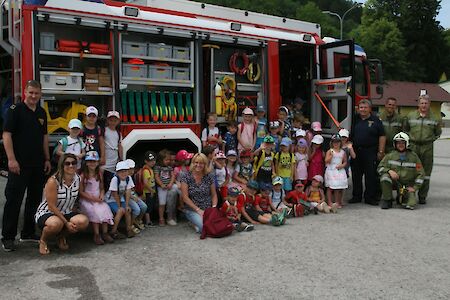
[
  {"xmin": 350, "ymin": 99, "xmax": 386, "ymax": 205},
  {"xmin": 1, "ymin": 80, "xmax": 51, "ymax": 251}
]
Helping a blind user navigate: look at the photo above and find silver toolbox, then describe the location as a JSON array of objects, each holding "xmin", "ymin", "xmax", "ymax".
[{"xmin": 40, "ymin": 71, "xmax": 83, "ymax": 90}]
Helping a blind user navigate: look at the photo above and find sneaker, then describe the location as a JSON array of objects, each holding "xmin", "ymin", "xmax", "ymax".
[
  {"xmin": 278, "ymin": 209, "xmax": 287, "ymax": 225},
  {"xmin": 2, "ymin": 239, "xmax": 16, "ymax": 252},
  {"xmin": 419, "ymin": 198, "xmax": 427, "ymax": 205},
  {"xmin": 270, "ymin": 214, "xmax": 281, "ymax": 226},
  {"xmin": 167, "ymin": 219, "xmax": 177, "ymax": 226},
  {"xmin": 381, "ymin": 200, "xmax": 393, "ymax": 209},
  {"xmin": 19, "ymin": 233, "xmax": 40, "ymax": 243},
  {"xmin": 313, "ymin": 207, "xmax": 319, "ymax": 215},
  {"xmin": 244, "ymin": 223, "xmax": 254, "ymax": 232},
  {"xmin": 405, "ymin": 205, "xmax": 415, "ymax": 210},
  {"xmin": 348, "ymin": 198, "xmax": 362, "ymax": 203},
  {"xmin": 237, "ymin": 223, "xmax": 246, "ymax": 232}
]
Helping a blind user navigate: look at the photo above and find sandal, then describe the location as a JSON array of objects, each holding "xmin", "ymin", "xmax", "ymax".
[
  {"xmin": 39, "ymin": 240, "xmax": 50, "ymax": 255},
  {"xmin": 56, "ymin": 235, "xmax": 69, "ymax": 251}
]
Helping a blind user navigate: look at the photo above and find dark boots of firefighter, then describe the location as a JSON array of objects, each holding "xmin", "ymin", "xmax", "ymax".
[{"xmin": 381, "ymin": 199, "xmax": 393, "ymax": 209}]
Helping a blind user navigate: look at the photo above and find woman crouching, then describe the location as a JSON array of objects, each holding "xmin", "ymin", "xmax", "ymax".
[{"xmin": 35, "ymin": 153, "xmax": 89, "ymax": 255}]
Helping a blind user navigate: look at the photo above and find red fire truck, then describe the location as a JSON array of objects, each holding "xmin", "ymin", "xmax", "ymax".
[{"xmin": 0, "ymin": 0, "xmax": 382, "ymax": 159}]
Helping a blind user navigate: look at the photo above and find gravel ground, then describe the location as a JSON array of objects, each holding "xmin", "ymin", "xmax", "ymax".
[{"xmin": 0, "ymin": 137, "xmax": 449, "ymax": 299}]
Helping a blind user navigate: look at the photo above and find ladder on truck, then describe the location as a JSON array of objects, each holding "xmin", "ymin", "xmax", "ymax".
[{"xmin": 0, "ymin": 0, "xmax": 22, "ymax": 99}]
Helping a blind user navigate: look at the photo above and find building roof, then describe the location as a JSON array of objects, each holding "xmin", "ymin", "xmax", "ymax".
[{"xmin": 372, "ymin": 80, "xmax": 450, "ymax": 107}]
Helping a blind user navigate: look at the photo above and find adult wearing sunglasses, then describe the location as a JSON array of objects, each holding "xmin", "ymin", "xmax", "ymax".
[{"xmin": 34, "ymin": 153, "xmax": 89, "ymax": 255}]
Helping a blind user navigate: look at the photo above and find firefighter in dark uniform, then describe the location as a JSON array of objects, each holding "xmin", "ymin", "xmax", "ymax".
[
  {"xmin": 404, "ymin": 95, "xmax": 442, "ymax": 204},
  {"xmin": 1, "ymin": 80, "xmax": 51, "ymax": 252},
  {"xmin": 378, "ymin": 132, "xmax": 425, "ymax": 210},
  {"xmin": 350, "ymin": 99, "xmax": 386, "ymax": 205},
  {"xmin": 379, "ymin": 97, "xmax": 403, "ymax": 154}
]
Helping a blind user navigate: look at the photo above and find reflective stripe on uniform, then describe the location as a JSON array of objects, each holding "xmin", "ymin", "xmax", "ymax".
[
  {"xmin": 402, "ymin": 162, "xmax": 417, "ymax": 168},
  {"xmin": 415, "ymin": 179, "xmax": 424, "ymax": 184},
  {"xmin": 382, "ymin": 121, "xmax": 402, "ymax": 127},
  {"xmin": 388, "ymin": 160, "xmax": 401, "ymax": 166},
  {"xmin": 378, "ymin": 167, "xmax": 385, "ymax": 173},
  {"xmin": 424, "ymin": 176, "xmax": 431, "ymax": 180},
  {"xmin": 408, "ymin": 119, "xmax": 437, "ymax": 126}
]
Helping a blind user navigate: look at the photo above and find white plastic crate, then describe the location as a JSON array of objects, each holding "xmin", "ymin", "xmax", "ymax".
[
  {"xmin": 172, "ymin": 46, "xmax": 190, "ymax": 60},
  {"xmin": 40, "ymin": 32, "xmax": 55, "ymax": 51},
  {"xmin": 149, "ymin": 65, "xmax": 172, "ymax": 80},
  {"xmin": 40, "ymin": 71, "xmax": 83, "ymax": 90},
  {"xmin": 148, "ymin": 43, "xmax": 172, "ymax": 58},
  {"xmin": 122, "ymin": 41, "xmax": 147, "ymax": 56},
  {"xmin": 172, "ymin": 67, "xmax": 189, "ymax": 81},
  {"xmin": 123, "ymin": 64, "xmax": 148, "ymax": 78}
]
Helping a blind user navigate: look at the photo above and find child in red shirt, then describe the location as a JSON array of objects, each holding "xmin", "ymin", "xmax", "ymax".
[
  {"xmin": 237, "ymin": 180, "xmax": 285, "ymax": 226},
  {"xmin": 284, "ymin": 180, "xmax": 311, "ymax": 217},
  {"xmin": 221, "ymin": 187, "xmax": 253, "ymax": 232},
  {"xmin": 257, "ymin": 183, "xmax": 277, "ymax": 214}
]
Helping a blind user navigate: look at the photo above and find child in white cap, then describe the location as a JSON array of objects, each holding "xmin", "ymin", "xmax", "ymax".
[
  {"xmin": 307, "ymin": 134, "xmax": 325, "ymax": 182},
  {"xmin": 103, "ymin": 110, "xmax": 123, "ymax": 191},
  {"xmin": 237, "ymin": 107, "xmax": 256, "ymax": 152},
  {"xmin": 81, "ymin": 106, "xmax": 105, "ymax": 166},
  {"xmin": 54, "ymin": 118, "xmax": 85, "ymax": 170}
]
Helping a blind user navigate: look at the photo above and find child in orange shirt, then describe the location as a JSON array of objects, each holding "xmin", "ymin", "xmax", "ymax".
[{"xmin": 305, "ymin": 175, "xmax": 337, "ymax": 213}]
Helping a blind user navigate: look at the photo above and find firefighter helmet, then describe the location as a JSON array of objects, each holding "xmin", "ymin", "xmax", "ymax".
[{"xmin": 393, "ymin": 132, "xmax": 410, "ymax": 148}]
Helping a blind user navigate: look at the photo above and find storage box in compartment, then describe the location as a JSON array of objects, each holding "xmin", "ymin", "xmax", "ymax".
[
  {"xmin": 40, "ymin": 71, "xmax": 83, "ymax": 90},
  {"xmin": 122, "ymin": 41, "xmax": 147, "ymax": 56},
  {"xmin": 172, "ymin": 46, "xmax": 190, "ymax": 60},
  {"xmin": 84, "ymin": 73, "xmax": 99, "ymax": 91},
  {"xmin": 40, "ymin": 32, "xmax": 55, "ymax": 51},
  {"xmin": 148, "ymin": 43, "xmax": 172, "ymax": 58},
  {"xmin": 98, "ymin": 74, "xmax": 112, "ymax": 87},
  {"xmin": 122, "ymin": 64, "xmax": 148, "ymax": 78},
  {"xmin": 149, "ymin": 65, "xmax": 172, "ymax": 80},
  {"xmin": 172, "ymin": 67, "xmax": 190, "ymax": 81}
]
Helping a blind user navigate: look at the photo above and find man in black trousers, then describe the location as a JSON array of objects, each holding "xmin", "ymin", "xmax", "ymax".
[
  {"xmin": 1, "ymin": 80, "xmax": 51, "ymax": 251},
  {"xmin": 350, "ymin": 99, "xmax": 386, "ymax": 205}
]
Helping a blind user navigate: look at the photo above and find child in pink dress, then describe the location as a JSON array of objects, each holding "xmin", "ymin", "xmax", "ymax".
[
  {"xmin": 307, "ymin": 134, "xmax": 325, "ymax": 182},
  {"xmin": 79, "ymin": 151, "xmax": 114, "ymax": 245},
  {"xmin": 237, "ymin": 107, "xmax": 256, "ymax": 152},
  {"xmin": 295, "ymin": 138, "xmax": 309, "ymax": 184}
]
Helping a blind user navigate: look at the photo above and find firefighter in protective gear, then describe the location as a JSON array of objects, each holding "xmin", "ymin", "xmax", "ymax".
[
  {"xmin": 404, "ymin": 95, "xmax": 442, "ymax": 204},
  {"xmin": 379, "ymin": 97, "xmax": 403, "ymax": 154},
  {"xmin": 378, "ymin": 132, "xmax": 425, "ymax": 210}
]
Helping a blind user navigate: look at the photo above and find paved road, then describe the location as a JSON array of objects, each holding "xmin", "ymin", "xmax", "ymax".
[{"xmin": 1, "ymin": 136, "xmax": 450, "ymax": 299}]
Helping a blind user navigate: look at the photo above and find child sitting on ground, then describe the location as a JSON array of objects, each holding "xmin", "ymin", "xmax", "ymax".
[
  {"xmin": 221, "ymin": 187, "xmax": 254, "ymax": 232},
  {"xmin": 104, "ymin": 161, "xmax": 135, "ymax": 238},
  {"xmin": 54, "ymin": 118, "xmax": 85, "ymax": 170},
  {"xmin": 237, "ymin": 180, "xmax": 285, "ymax": 226},
  {"xmin": 257, "ymin": 183, "xmax": 278, "ymax": 214},
  {"xmin": 270, "ymin": 176, "xmax": 287, "ymax": 212},
  {"xmin": 305, "ymin": 175, "xmax": 337, "ymax": 213},
  {"xmin": 79, "ymin": 151, "xmax": 114, "ymax": 245},
  {"xmin": 285, "ymin": 180, "xmax": 310, "ymax": 217},
  {"xmin": 126, "ymin": 159, "xmax": 148, "ymax": 233}
]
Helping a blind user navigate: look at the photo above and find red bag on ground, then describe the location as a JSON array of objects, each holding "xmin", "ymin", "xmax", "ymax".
[{"xmin": 200, "ymin": 207, "xmax": 234, "ymax": 239}]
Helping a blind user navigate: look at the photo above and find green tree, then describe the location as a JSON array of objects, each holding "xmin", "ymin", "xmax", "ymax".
[
  {"xmin": 296, "ymin": 2, "xmax": 339, "ymax": 38},
  {"xmin": 351, "ymin": 15, "xmax": 409, "ymax": 80}
]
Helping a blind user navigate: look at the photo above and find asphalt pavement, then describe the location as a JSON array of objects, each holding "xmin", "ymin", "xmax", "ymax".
[{"xmin": 1, "ymin": 131, "xmax": 450, "ymax": 299}]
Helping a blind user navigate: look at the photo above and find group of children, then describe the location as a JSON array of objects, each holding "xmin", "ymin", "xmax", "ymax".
[{"xmin": 55, "ymin": 103, "xmax": 357, "ymax": 243}]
